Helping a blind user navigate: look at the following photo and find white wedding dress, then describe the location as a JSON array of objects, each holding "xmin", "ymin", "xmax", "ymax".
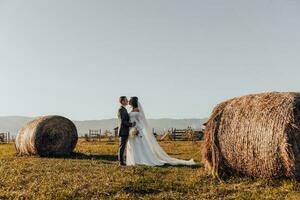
[{"xmin": 126, "ymin": 102, "xmax": 196, "ymax": 166}]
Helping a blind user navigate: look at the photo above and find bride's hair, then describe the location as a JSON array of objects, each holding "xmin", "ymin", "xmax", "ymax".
[{"xmin": 129, "ymin": 97, "xmax": 139, "ymax": 108}]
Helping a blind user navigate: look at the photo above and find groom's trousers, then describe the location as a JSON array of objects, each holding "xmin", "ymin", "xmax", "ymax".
[{"xmin": 119, "ymin": 136, "xmax": 129, "ymax": 165}]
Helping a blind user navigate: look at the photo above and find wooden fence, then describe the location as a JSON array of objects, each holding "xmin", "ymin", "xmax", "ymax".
[
  {"xmin": 0, "ymin": 132, "xmax": 10, "ymax": 143},
  {"xmin": 86, "ymin": 129, "xmax": 101, "ymax": 141},
  {"xmin": 82, "ymin": 127, "xmax": 204, "ymax": 142},
  {"xmin": 159, "ymin": 128, "xmax": 204, "ymax": 141}
]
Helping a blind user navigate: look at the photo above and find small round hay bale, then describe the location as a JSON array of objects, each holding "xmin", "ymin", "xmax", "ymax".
[
  {"xmin": 15, "ymin": 116, "xmax": 78, "ymax": 156},
  {"xmin": 204, "ymin": 92, "xmax": 300, "ymax": 180}
]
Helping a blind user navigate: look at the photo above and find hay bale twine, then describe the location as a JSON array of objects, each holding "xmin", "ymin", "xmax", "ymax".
[
  {"xmin": 204, "ymin": 92, "xmax": 300, "ymax": 180},
  {"xmin": 15, "ymin": 116, "xmax": 78, "ymax": 156}
]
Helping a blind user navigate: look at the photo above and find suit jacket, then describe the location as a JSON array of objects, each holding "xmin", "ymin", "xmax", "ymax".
[{"xmin": 118, "ymin": 106, "xmax": 133, "ymax": 137}]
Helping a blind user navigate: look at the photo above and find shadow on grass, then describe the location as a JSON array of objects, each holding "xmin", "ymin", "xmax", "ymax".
[
  {"xmin": 42, "ymin": 152, "xmax": 118, "ymax": 161},
  {"xmin": 161, "ymin": 163, "xmax": 203, "ymax": 169},
  {"xmin": 42, "ymin": 153, "xmax": 203, "ymax": 168},
  {"xmin": 34, "ymin": 153, "xmax": 202, "ymax": 168},
  {"xmin": 209, "ymin": 171, "xmax": 300, "ymax": 184}
]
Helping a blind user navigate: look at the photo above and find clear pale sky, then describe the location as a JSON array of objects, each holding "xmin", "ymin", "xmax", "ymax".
[{"xmin": 0, "ymin": 0, "xmax": 299, "ymax": 120}]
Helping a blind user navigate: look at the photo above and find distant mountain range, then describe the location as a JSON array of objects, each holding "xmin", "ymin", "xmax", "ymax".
[{"xmin": 0, "ymin": 116, "xmax": 207, "ymax": 137}]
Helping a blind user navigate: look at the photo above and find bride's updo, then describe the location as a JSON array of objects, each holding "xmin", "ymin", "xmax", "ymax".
[{"xmin": 129, "ymin": 97, "xmax": 138, "ymax": 108}]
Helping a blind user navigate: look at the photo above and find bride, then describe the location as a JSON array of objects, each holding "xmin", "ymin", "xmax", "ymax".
[{"xmin": 126, "ymin": 97, "xmax": 196, "ymax": 166}]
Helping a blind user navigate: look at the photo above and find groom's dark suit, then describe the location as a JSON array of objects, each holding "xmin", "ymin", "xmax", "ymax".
[{"xmin": 118, "ymin": 106, "xmax": 134, "ymax": 165}]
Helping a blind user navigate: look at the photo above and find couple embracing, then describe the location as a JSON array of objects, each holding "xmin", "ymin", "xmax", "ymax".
[{"xmin": 117, "ymin": 96, "xmax": 196, "ymax": 166}]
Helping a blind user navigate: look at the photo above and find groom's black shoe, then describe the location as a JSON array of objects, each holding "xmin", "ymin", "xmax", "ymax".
[{"xmin": 119, "ymin": 163, "xmax": 126, "ymax": 167}]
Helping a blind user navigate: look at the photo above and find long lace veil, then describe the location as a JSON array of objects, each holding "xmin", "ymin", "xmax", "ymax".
[{"xmin": 138, "ymin": 102, "xmax": 195, "ymax": 165}]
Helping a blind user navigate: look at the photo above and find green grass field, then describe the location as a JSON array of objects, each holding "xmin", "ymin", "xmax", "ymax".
[{"xmin": 0, "ymin": 140, "xmax": 300, "ymax": 200}]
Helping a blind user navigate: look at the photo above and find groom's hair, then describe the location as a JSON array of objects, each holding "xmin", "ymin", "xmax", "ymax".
[{"xmin": 119, "ymin": 96, "xmax": 127, "ymax": 104}]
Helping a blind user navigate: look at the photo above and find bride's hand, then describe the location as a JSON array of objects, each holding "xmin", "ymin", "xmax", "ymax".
[{"xmin": 136, "ymin": 131, "xmax": 142, "ymax": 137}]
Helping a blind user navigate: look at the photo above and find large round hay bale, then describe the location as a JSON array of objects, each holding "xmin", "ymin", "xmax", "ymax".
[
  {"xmin": 204, "ymin": 92, "xmax": 300, "ymax": 180},
  {"xmin": 15, "ymin": 116, "xmax": 78, "ymax": 156}
]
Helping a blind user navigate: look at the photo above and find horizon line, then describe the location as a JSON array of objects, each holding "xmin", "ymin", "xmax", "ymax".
[{"xmin": 0, "ymin": 115, "xmax": 208, "ymax": 121}]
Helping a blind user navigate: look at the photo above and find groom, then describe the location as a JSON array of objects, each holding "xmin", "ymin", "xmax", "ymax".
[{"xmin": 117, "ymin": 96, "xmax": 135, "ymax": 166}]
